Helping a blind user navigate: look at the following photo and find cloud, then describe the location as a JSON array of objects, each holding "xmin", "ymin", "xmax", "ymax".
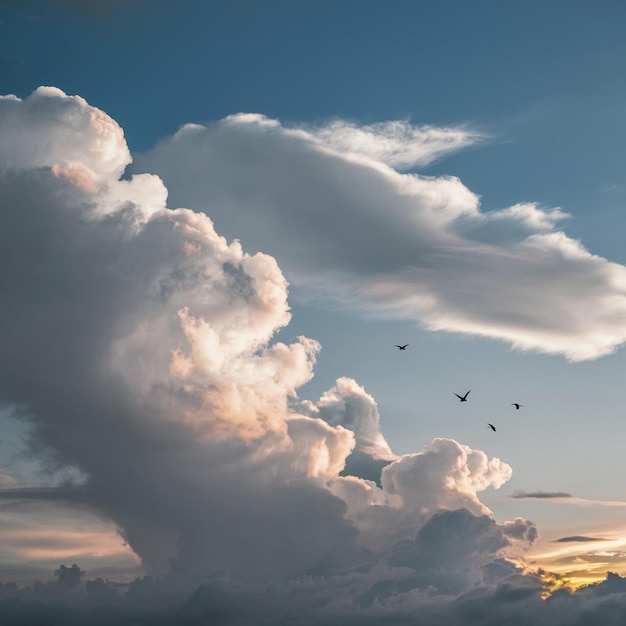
[
  {"xmin": 553, "ymin": 537, "xmax": 607, "ymax": 543},
  {"xmin": 132, "ymin": 113, "xmax": 626, "ymax": 361},
  {"xmin": 0, "ymin": 87, "xmax": 362, "ymax": 581},
  {"xmin": 487, "ymin": 203, "xmax": 569, "ymax": 231},
  {"xmin": 314, "ymin": 377, "xmax": 394, "ymax": 459},
  {"xmin": 525, "ymin": 530, "xmax": 626, "ymax": 590},
  {"xmin": 7, "ymin": 566, "xmax": 626, "ymax": 625},
  {"xmin": 510, "ymin": 492, "xmax": 626, "ymax": 507},
  {"xmin": 0, "ymin": 509, "xmax": 540, "ymax": 623},
  {"xmin": 9, "ymin": 86, "xmax": 626, "ymax": 624},
  {"xmin": 0, "ymin": 86, "xmax": 130, "ymax": 177},
  {"xmin": 510, "ymin": 491, "xmax": 573, "ymax": 499},
  {"xmin": 307, "ymin": 118, "xmax": 484, "ymax": 169},
  {"xmin": 0, "ymin": 87, "xmax": 524, "ymax": 584},
  {"xmin": 380, "ymin": 439, "xmax": 512, "ymax": 513},
  {"xmin": 0, "ymin": 486, "xmax": 89, "ymax": 502}
]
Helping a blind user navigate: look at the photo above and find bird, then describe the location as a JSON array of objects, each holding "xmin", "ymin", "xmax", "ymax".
[
  {"xmin": 454, "ymin": 390, "xmax": 471, "ymax": 402},
  {"xmin": 511, "ymin": 403, "xmax": 523, "ymax": 410},
  {"xmin": 487, "ymin": 423, "xmax": 496, "ymax": 431},
  {"xmin": 394, "ymin": 344, "xmax": 409, "ymax": 350}
]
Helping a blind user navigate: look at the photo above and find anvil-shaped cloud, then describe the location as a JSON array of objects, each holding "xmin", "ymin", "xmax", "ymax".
[{"xmin": 132, "ymin": 113, "xmax": 626, "ymax": 361}]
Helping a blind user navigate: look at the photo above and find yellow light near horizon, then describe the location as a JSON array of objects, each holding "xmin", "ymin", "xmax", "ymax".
[
  {"xmin": 518, "ymin": 531, "xmax": 626, "ymax": 597},
  {"xmin": 0, "ymin": 502, "xmax": 142, "ymax": 582}
]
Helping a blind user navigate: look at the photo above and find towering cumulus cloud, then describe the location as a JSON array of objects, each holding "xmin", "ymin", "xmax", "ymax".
[{"xmin": 2, "ymin": 87, "xmax": 624, "ymax": 624}]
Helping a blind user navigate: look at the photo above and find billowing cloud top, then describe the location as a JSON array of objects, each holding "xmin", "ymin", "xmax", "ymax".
[
  {"xmin": 131, "ymin": 112, "xmax": 626, "ymax": 361},
  {"xmin": 0, "ymin": 86, "xmax": 130, "ymax": 177}
]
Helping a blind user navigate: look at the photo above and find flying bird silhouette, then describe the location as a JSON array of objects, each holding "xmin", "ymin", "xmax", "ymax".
[
  {"xmin": 511, "ymin": 403, "xmax": 523, "ymax": 410},
  {"xmin": 395, "ymin": 344, "xmax": 409, "ymax": 350},
  {"xmin": 487, "ymin": 423, "xmax": 496, "ymax": 431},
  {"xmin": 454, "ymin": 390, "xmax": 471, "ymax": 402}
]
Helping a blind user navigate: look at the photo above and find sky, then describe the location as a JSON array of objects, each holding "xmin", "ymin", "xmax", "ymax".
[{"xmin": 0, "ymin": 0, "xmax": 626, "ymax": 623}]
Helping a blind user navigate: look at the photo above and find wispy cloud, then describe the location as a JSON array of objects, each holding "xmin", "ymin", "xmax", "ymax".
[
  {"xmin": 308, "ymin": 118, "xmax": 484, "ymax": 169},
  {"xmin": 510, "ymin": 491, "xmax": 626, "ymax": 507},
  {"xmin": 553, "ymin": 536, "xmax": 607, "ymax": 543},
  {"xmin": 510, "ymin": 490, "xmax": 573, "ymax": 499},
  {"xmin": 0, "ymin": 486, "xmax": 89, "ymax": 502},
  {"xmin": 526, "ymin": 530, "xmax": 626, "ymax": 592}
]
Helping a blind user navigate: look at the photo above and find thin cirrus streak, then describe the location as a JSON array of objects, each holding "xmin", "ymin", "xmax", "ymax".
[
  {"xmin": 553, "ymin": 536, "xmax": 608, "ymax": 543},
  {"xmin": 510, "ymin": 491, "xmax": 626, "ymax": 506}
]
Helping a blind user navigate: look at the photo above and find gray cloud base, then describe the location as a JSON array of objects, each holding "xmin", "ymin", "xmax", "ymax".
[{"xmin": 2, "ymin": 565, "xmax": 626, "ymax": 625}]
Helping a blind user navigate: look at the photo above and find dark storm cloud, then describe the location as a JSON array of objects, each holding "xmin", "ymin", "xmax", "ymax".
[{"xmin": 3, "ymin": 568, "xmax": 626, "ymax": 625}]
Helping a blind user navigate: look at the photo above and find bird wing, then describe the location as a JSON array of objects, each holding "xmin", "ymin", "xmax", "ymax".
[
  {"xmin": 454, "ymin": 393, "xmax": 463, "ymax": 400},
  {"xmin": 464, "ymin": 390, "xmax": 471, "ymax": 399}
]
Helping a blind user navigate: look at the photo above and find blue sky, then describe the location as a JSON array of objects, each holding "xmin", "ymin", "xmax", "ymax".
[
  {"xmin": 1, "ymin": 1, "xmax": 626, "ymax": 623},
  {"xmin": 3, "ymin": 1, "xmax": 624, "ymax": 233}
]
